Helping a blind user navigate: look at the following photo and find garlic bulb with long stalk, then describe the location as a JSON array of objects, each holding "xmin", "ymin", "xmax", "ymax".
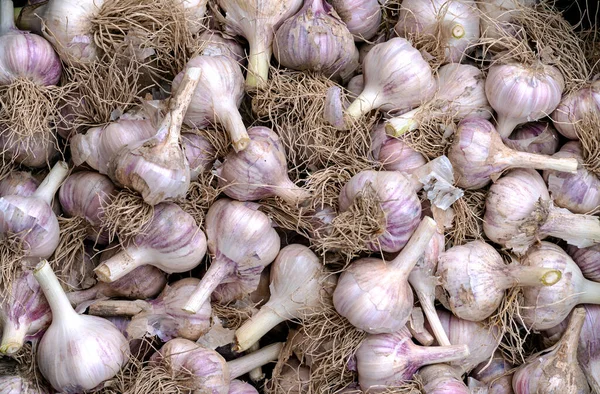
[
  {"xmin": 552, "ymin": 80, "xmax": 600, "ymax": 140},
  {"xmin": 108, "ymin": 67, "xmax": 201, "ymax": 205},
  {"xmin": 470, "ymin": 351, "xmax": 514, "ymax": 394},
  {"xmin": 197, "ymin": 30, "xmax": 246, "ymax": 64},
  {"xmin": 94, "ymin": 202, "xmax": 207, "ymax": 282},
  {"xmin": 355, "ymin": 326, "xmax": 470, "ymax": 392},
  {"xmin": 0, "ymin": 271, "xmax": 50, "ymax": 355},
  {"xmin": 419, "ymin": 364, "xmax": 470, "ymax": 394},
  {"xmin": 329, "ymin": 0, "xmax": 381, "ymax": 41},
  {"xmin": 543, "ymin": 142, "xmax": 600, "ymax": 214},
  {"xmin": 217, "ymin": 127, "xmax": 310, "ymax": 206},
  {"xmin": 370, "ymin": 123, "xmax": 427, "ymax": 174},
  {"xmin": 183, "ymin": 199, "xmax": 280, "ymax": 314},
  {"xmin": 33, "ymin": 260, "xmax": 129, "ymax": 392},
  {"xmin": 216, "ymin": 0, "xmax": 303, "ymax": 89},
  {"xmin": 171, "ymin": 56, "xmax": 250, "ymax": 152},
  {"xmin": 504, "ymin": 121, "xmax": 560, "ymax": 155},
  {"xmin": 483, "ymin": 168, "xmax": 600, "ymax": 253},
  {"xmin": 448, "ymin": 117, "xmax": 577, "ymax": 189},
  {"xmin": 272, "ymin": 0, "xmax": 359, "ymax": 81},
  {"xmin": 513, "ymin": 307, "xmax": 590, "ymax": 393},
  {"xmin": 485, "ymin": 63, "xmax": 565, "ymax": 138},
  {"xmin": 395, "ymin": 0, "xmax": 480, "ymax": 63},
  {"xmin": 182, "ymin": 132, "xmax": 216, "ymax": 181},
  {"xmin": 345, "ymin": 38, "xmax": 437, "ymax": 121},
  {"xmin": 333, "ymin": 217, "xmax": 437, "ymax": 334},
  {"xmin": 567, "ymin": 244, "xmax": 600, "ymax": 282},
  {"xmin": 234, "ymin": 244, "xmax": 335, "ymax": 351},
  {"xmin": 0, "ymin": 171, "xmax": 39, "ymax": 197}
]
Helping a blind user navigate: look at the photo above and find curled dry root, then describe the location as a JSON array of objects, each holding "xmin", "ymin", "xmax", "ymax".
[
  {"xmin": 212, "ymin": 301, "xmax": 257, "ymax": 331},
  {"xmin": 446, "ymin": 189, "xmax": 487, "ymax": 248},
  {"xmin": 101, "ymin": 189, "xmax": 154, "ymax": 244},
  {"xmin": 397, "ymin": 108, "xmax": 457, "ymax": 160},
  {"xmin": 0, "ymin": 231, "xmax": 27, "ymax": 298},
  {"xmin": 579, "ymin": 29, "xmax": 600, "ymax": 74},
  {"xmin": 575, "ymin": 110, "xmax": 600, "ymax": 177},
  {"xmin": 8, "ymin": 343, "xmax": 51, "ymax": 393},
  {"xmin": 50, "ymin": 216, "xmax": 93, "ymax": 290}
]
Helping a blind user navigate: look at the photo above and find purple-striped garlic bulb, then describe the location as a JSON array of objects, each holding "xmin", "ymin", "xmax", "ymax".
[
  {"xmin": 436, "ymin": 240, "xmax": 561, "ymax": 322},
  {"xmin": 183, "ymin": 199, "xmax": 280, "ymax": 314},
  {"xmin": 543, "ymin": 142, "xmax": 600, "ymax": 214},
  {"xmin": 552, "ymin": 80, "xmax": 600, "ymax": 140},
  {"xmin": 108, "ymin": 67, "xmax": 201, "ymax": 205},
  {"xmin": 448, "ymin": 117, "xmax": 577, "ymax": 189},
  {"xmin": 419, "ymin": 364, "xmax": 470, "ymax": 394},
  {"xmin": 94, "ymin": 202, "xmax": 207, "ymax": 282},
  {"xmin": 197, "ymin": 30, "xmax": 246, "ymax": 65},
  {"xmin": 229, "ymin": 380, "xmax": 259, "ymax": 394},
  {"xmin": 470, "ymin": 351, "xmax": 514, "ymax": 394},
  {"xmin": 329, "ymin": 0, "xmax": 381, "ymax": 41},
  {"xmin": 0, "ymin": 270, "xmax": 51, "ymax": 355},
  {"xmin": 0, "ymin": 128, "xmax": 59, "ymax": 169},
  {"xmin": 182, "ymin": 132, "xmax": 216, "ymax": 181},
  {"xmin": 333, "ymin": 217, "xmax": 437, "ymax": 334},
  {"xmin": 395, "ymin": 0, "xmax": 480, "ymax": 63},
  {"xmin": 273, "ymin": 0, "xmax": 358, "ymax": 81},
  {"xmin": 483, "ymin": 168, "xmax": 600, "ymax": 254},
  {"xmin": 504, "ymin": 121, "xmax": 560, "ymax": 155},
  {"xmin": 338, "ymin": 170, "xmax": 422, "ymax": 252},
  {"xmin": 0, "ymin": 171, "xmax": 39, "ymax": 197},
  {"xmin": 567, "ymin": 244, "xmax": 600, "ymax": 283},
  {"xmin": 0, "ymin": 373, "xmax": 51, "ymax": 394},
  {"xmin": 355, "ymin": 326, "xmax": 470, "ymax": 392},
  {"xmin": 345, "ymin": 38, "xmax": 437, "ymax": 121},
  {"xmin": 346, "ymin": 73, "xmax": 364, "ymax": 99},
  {"xmin": 486, "ymin": 63, "xmax": 565, "ymax": 138},
  {"xmin": 217, "ymin": 0, "xmax": 303, "ymax": 89},
  {"xmin": 513, "ymin": 307, "xmax": 590, "ymax": 393},
  {"xmin": 172, "ymin": 56, "xmax": 249, "ymax": 152},
  {"xmin": 370, "ymin": 123, "xmax": 427, "ymax": 174},
  {"xmin": 217, "ymin": 127, "xmax": 310, "ymax": 206},
  {"xmin": 234, "ymin": 244, "xmax": 335, "ymax": 351}
]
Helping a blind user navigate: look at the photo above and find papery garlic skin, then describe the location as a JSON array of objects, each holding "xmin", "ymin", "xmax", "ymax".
[
  {"xmin": 470, "ymin": 351, "xmax": 514, "ymax": 394},
  {"xmin": 330, "ymin": 0, "xmax": 381, "ymax": 41},
  {"xmin": 180, "ymin": 0, "xmax": 208, "ymax": 33},
  {"xmin": 505, "ymin": 121, "xmax": 560, "ymax": 155},
  {"xmin": 0, "ymin": 374, "xmax": 51, "ymax": 394},
  {"xmin": 567, "ymin": 244, "xmax": 600, "ymax": 283},
  {"xmin": 198, "ymin": 30, "xmax": 246, "ymax": 64},
  {"xmin": 370, "ymin": 123, "xmax": 426, "ymax": 174},
  {"xmin": 420, "ymin": 364, "xmax": 470, "ymax": 394},
  {"xmin": 270, "ymin": 358, "xmax": 310, "ymax": 394},
  {"xmin": 552, "ymin": 80, "xmax": 600, "ymax": 140},
  {"xmin": 229, "ymin": 380, "xmax": 259, "ymax": 394},
  {"xmin": 182, "ymin": 132, "xmax": 216, "ymax": 181},
  {"xmin": 0, "ymin": 171, "xmax": 39, "ymax": 197},
  {"xmin": 433, "ymin": 63, "xmax": 491, "ymax": 119}
]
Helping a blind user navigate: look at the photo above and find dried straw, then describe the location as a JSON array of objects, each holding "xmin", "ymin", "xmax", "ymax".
[
  {"xmin": 101, "ymin": 189, "xmax": 154, "ymax": 244},
  {"xmin": 0, "ymin": 231, "xmax": 28, "ymax": 298},
  {"xmin": 446, "ymin": 189, "xmax": 487, "ymax": 248}
]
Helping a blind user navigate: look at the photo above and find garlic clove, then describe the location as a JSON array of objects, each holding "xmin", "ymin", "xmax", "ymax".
[
  {"xmin": 329, "ymin": 0, "xmax": 381, "ymax": 42},
  {"xmin": 567, "ymin": 244, "xmax": 600, "ymax": 283},
  {"xmin": 470, "ymin": 351, "xmax": 514, "ymax": 394},
  {"xmin": 370, "ymin": 123, "xmax": 427, "ymax": 175}
]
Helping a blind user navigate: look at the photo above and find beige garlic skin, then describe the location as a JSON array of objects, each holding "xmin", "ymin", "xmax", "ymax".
[
  {"xmin": 330, "ymin": 0, "xmax": 381, "ymax": 41},
  {"xmin": 552, "ymin": 80, "xmax": 600, "ymax": 140},
  {"xmin": 197, "ymin": 30, "xmax": 246, "ymax": 64},
  {"xmin": 180, "ymin": 0, "xmax": 208, "ymax": 33}
]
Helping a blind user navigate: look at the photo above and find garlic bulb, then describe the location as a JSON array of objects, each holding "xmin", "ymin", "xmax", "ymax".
[
  {"xmin": 198, "ymin": 30, "xmax": 246, "ymax": 64},
  {"xmin": 329, "ymin": 0, "xmax": 381, "ymax": 41},
  {"xmin": 0, "ymin": 271, "xmax": 50, "ymax": 355},
  {"xmin": 338, "ymin": 170, "xmax": 422, "ymax": 252},
  {"xmin": 229, "ymin": 380, "xmax": 259, "ymax": 394},
  {"xmin": 33, "ymin": 260, "xmax": 129, "ymax": 392},
  {"xmin": 345, "ymin": 38, "xmax": 437, "ymax": 121},
  {"xmin": 0, "ymin": 130, "xmax": 59, "ymax": 169},
  {"xmin": 543, "ymin": 142, "xmax": 600, "ymax": 214},
  {"xmin": 234, "ymin": 244, "xmax": 335, "ymax": 351},
  {"xmin": 94, "ymin": 202, "xmax": 207, "ymax": 282},
  {"xmin": 478, "ymin": 0, "xmax": 536, "ymax": 41},
  {"xmin": 395, "ymin": 0, "xmax": 480, "ymax": 63},
  {"xmin": 504, "ymin": 121, "xmax": 560, "ymax": 155},
  {"xmin": 513, "ymin": 307, "xmax": 590, "ymax": 393},
  {"xmin": 470, "ymin": 351, "xmax": 514, "ymax": 394},
  {"xmin": 0, "ymin": 373, "xmax": 51, "ymax": 394},
  {"xmin": 217, "ymin": 0, "xmax": 303, "ymax": 88},
  {"xmin": 217, "ymin": 127, "xmax": 310, "ymax": 205},
  {"xmin": 486, "ymin": 63, "xmax": 565, "ymax": 138},
  {"xmin": 0, "ymin": 171, "xmax": 39, "ymax": 197},
  {"xmin": 370, "ymin": 123, "xmax": 427, "ymax": 174},
  {"xmin": 172, "ymin": 56, "xmax": 250, "ymax": 152},
  {"xmin": 419, "ymin": 364, "xmax": 470, "ymax": 394},
  {"xmin": 273, "ymin": 0, "xmax": 359, "ymax": 81},
  {"xmin": 448, "ymin": 117, "xmax": 577, "ymax": 189},
  {"xmin": 552, "ymin": 80, "xmax": 600, "ymax": 140},
  {"xmin": 437, "ymin": 240, "xmax": 561, "ymax": 321},
  {"xmin": 108, "ymin": 67, "xmax": 201, "ymax": 205},
  {"xmin": 567, "ymin": 244, "xmax": 600, "ymax": 282},
  {"xmin": 483, "ymin": 168, "xmax": 600, "ymax": 253},
  {"xmin": 355, "ymin": 326, "xmax": 470, "ymax": 392},
  {"xmin": 346, "ymin": 74, "xmax": 364, "ymax": 98},
  {"xmin": 182, "ymin": 132, "xmax": 216, "ymax": 181},
  {"xmin": 333, "ymin": 217, "xmax": 437, "ymax": 334},
  {"xmin": 183, "ymin": 199, "xmax": 280, "ymax": 314}
]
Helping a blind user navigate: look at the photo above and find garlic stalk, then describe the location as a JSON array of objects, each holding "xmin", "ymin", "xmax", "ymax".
[
  {"xmin": 183, "ymin": 199, "xmax": 280, "ymax": 314},
  {"xmin": 419, "ymin": 364, "xmax": 470, "ymax": 394},
  {"xmin": 217, "ymin": 127, "xmax": 310, "ymax": 205},
  {"xmin": 33, "ymin": 260, "xmax": 129, "ymax": 392},
  {"xmin": 94, "ymin": 202, "xmax": 207, "ymax": 282},
  {"xmin": 345, "ymin": 38, "xmax": 437, "ymax": 121},
  {"xmin": 234, "ymin": 244, "xmax": 335, "ymax": 351},
  {"xmin": 483, "ymin": 168, "xmax": 600, "ymax": 253},
  {"xmin": 182, "ymin": 132, "xmax": 216, "ymax": 181},
  {"xmin": 448, "ymin": 117, "xmax": 577, "ymax": 189},
  {"xmin": 370, "ymin": 123, "xmax": 427, "ymax": 174},
  {"xmin": 355, "ymin": 326, "xmax": 470, "ymax": 392},
  {"xmin": 108, "ymin": 67, "xmax": 202, "ymax": 205},
  {"xmin": 333, "ymin": 217, "xmax": 437, "ymax": 334},
  {"xmin": 172, "ymin": 56, "xmax": 250, "ymax": 151},
  {"xmin": 513, "ymin": 307, "xmax": 590, "ymax": 393},
  {"xmin": 552, "ymin": 80, "xmax": 600, "ymax": 140},
  {"xmin": 485, "ymin": 63, "xmax": 565, "ymax": 138},
  {"xmin": 0, "ymin": 171, "xmax": 39, "ymax": 197},
  {"xmin": 217, "ymin": 0, "xmax": 303, "ymax": 88},
  {"xmin": 504, "ymin": 121, "xmax": 560, "ymax": 155},
  {"xmin": 470, "ymin": 351, "xmax": 514, "ymax": 394},
  {"xmin": 197, "ymin": 30, "xmax": 246, "ymax": 64},
  {"xmin": 437, "ymin": 240, "xmax": 561, "ymax": 322},
  {"xmin": 567, "ymin": 244, "xmax": 600, "ymax": 283},
  {"xmin": 329, "ymin": 0, "xmax": 381, "ymax": 41}
]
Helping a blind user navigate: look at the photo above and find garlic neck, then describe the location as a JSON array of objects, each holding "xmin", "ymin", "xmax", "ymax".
[
  {"xmin": 411, "ymin": 343, "xmax": 470, "ymax": 368},
  {"xmin": 385, "ymin": 109, "xmax": 421, "ymax": 138},
  {"xmin": 218, "ymin": 103, "xmax": 250, "ymax": 152},
  {"xmin": 246, "ymin": 37, "xmax": 272, "ymax": 89},
  {"xmin": 578, "ymin": 279, "xmax": 600, "ymax": 305},
  {"xmin": 33, "ymin": 261, "xmax": 79, "ymax": 322},
  {"xmin": 94, "ymin": 247, "xmax": 151, "ymax": 283},
  {"xmin": 390, "ymin": 217, "xmax": 437, "ymax": 275},
  {"xmin": 273, "ymin": 178, "xmax": 311, "ymax": 206},
  {"xmin": 414, "ymin": 288, "xmax": 452, "ymax": 347},
  {"xmin": 0, "ymin": 0, "xmax": 16, "ymax": 34},
  {"xmin": 31, "ymin": 161, "xmax": 69, "ymax": 205},
  {"xmin": 556, "ymin": 308, "xmax": 586, "ymax": 364},
  {"xmin": 539, "ymin": 204, "xmax": 600, "ymax": 248},
  {"xmin": 182, "ymin": 256, "xmax": 235, "ymax": 314},
  {"xmin": 346, "ymin": 89, "xmax": 377, "ymax": 121},
  {"xmin": 495, "ymin": 145, "xmax": 578, "ymax": 173},
  {"xmin": 498, "ymin": 265, "xmax": 562, "ymax": 290},
  {"xmin": 495, "ymin": 115, "xmax": 520, "ymax": 138}
]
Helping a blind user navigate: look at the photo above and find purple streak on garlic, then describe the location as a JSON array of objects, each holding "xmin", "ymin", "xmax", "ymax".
[
  {"xmin": 183, "ymin": 199, "xmax": 280, "ymax": 314},
  {"xmin": 436, "ymin": 240, "xmax": 561, "ymax": 322},
  {"xmin": 355, "ymin": 326, "xmax": 470, "ymax": 392},
  {"xmin": 419, "ymin": 364, "xmax": 470, "ymax": 394},
  {"xmin": 217, "ymin": 127, "xmax": 310, "ymax": 206},
  {"xmin": 552, "ymin": 80, "xmax": 600, "ymax": 140},
  {"xmin": 94, "ymin": 202, "xmax": 207, "ymax": 282},
  {"xmin": 483, "ymin": 168, "xmax": 600, "ymax": 254},
  {"xmin": 338, "ymin": 170, "xmax": 422, "ymax": 252},
  {"xmin": 513, "ymin": 307, "xmax": 590, "ymax": 394},
  {"xmin": 229, "ymin": 380, "xmax": 259, "ymax": 394},
  {"xmin": 567, "ymin": 244, "xmax": 600, "ymax": 283},
  {"xmin": 485, "ymin": 63, "xmax": 565, "ymax": 138},
  {"xmin": 217, "ymin": 0, "xmax": 303, "ymax": 89},
  {"xmin": 543, "ymin": 141, "xmax": 600, "ymax": 214},
  {"xmin": 395, "ymin": 0, "xmax": 480, "ymax": 63},
  {"xmin": 370, "ymin": 123, "xmax": 427, "ymax": 174},
  {"xmin": 273, "ymin": 0, "xmax": 358, "ymax": 81},
  {"xmin": 448, "ymin": 117, "xmax": 577, "ymax": 189},
  {"xmin": 345, "ymin": 38, "xmax": 437, "ymax": 121},
  {"xmin": 234, "ymin": 244, "xmax": 335, "ymax": 351},
  {"xmin": 172, "ymin": 56, "xmax": 250, "ymax": 152},
  {"xmin": 505, "ymin": 121, "xmax": 560, "ymax": 155},
  {"xmin": 333, "ymin": 217, "xmax": 437, "ymax": 334},
  {"xmin": 198, "ymin": 30, "xmax": 246, "ymax": 65},
  {"xmin": 0, "ymin": 161, "xmax": 68, "ymax": 260},
  {"xmin": 0, "ymin": 171, "xmax": 39, "ymax": 197},
  {"xmin": 470, "ymin": 351, "xmax": 514, "ymax": 394},
  {"xmin": 182, "ymin": 132, "xmax": 216, "ymax": 181},
  {"xmin": 329, "ymin": 0, "xmax": 381, "ymax": 41},
  {"xmin": 0, "ymin": 270, "xmax": 51, "ymax": 355},
  {"xmin": 346, "ymin": 74, "xmax": 364, "ymax": 99}
]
